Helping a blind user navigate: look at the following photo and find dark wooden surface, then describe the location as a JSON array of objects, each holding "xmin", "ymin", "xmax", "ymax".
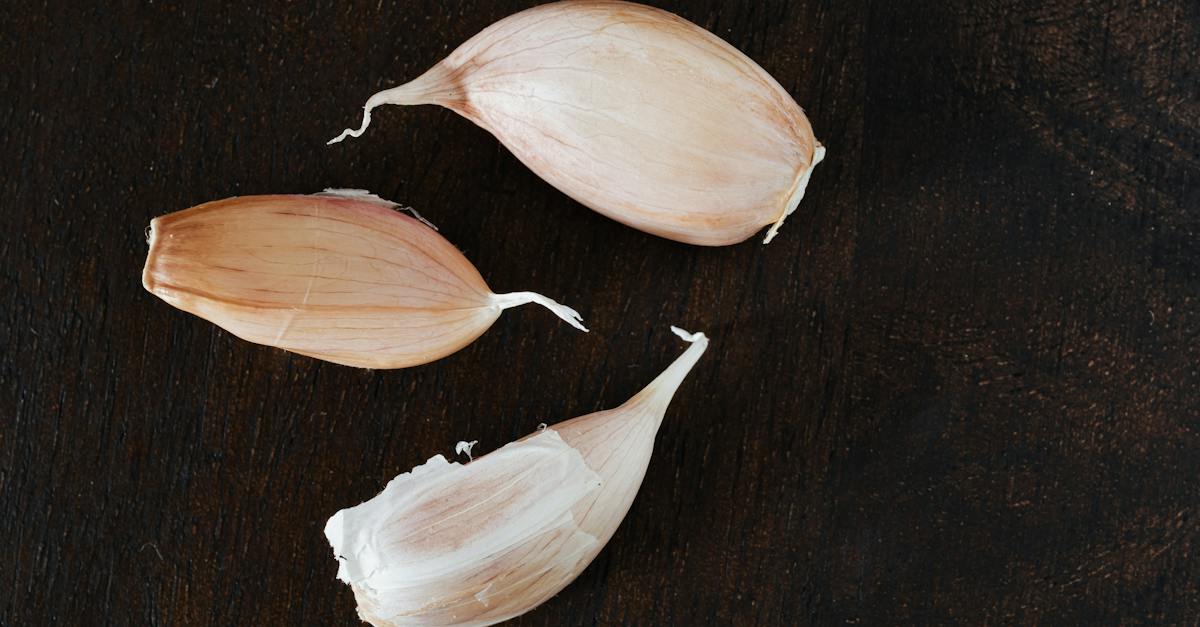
[{"xmin": 3, "ymin": 1, "xmax": 1199, "ymax": 624}]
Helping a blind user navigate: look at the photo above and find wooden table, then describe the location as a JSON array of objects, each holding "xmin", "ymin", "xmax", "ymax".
[{"xmin": 3, "ymin": 1, "xmax": 1198, "ymax": 624}]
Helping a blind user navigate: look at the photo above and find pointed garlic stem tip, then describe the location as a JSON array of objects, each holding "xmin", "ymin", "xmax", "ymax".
[
  {"xmin": 763, "ymin": 143, "xmax": 827, "ymax": 244},
  {"xmin": 327, "ymin": 107, "xmax": 373, "ymax": 145},
  {"xmin": 670, "ymin": 325, "xmax": 706, "ymax": 343},
  {"xmin": 627, "ymin": 325, "xmax": 709, "ymax": 413},
  {"xmin": 491, "ymin": 291, "xmax": 589, "ymax": 332},
  {"xmin": 328, "ymin": 83, "xmax": 429, "ymax": 145}
]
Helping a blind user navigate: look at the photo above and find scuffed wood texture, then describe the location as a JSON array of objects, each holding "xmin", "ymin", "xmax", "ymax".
[{"xmin": 2, "ymin": 1, "xmax": 1198, "ymax": 624}]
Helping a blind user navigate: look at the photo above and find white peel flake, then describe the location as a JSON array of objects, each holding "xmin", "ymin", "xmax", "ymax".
[
  {"xmin": 315, "ymin": 188, "xmax": 398, "ymax": 208},
  {"xmin": 455, "ymin": 440, "xmax": 479, "ymax": 462}
]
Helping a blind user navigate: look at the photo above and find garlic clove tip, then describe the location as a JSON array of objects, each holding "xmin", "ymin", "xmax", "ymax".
[
  {"xmin": 669, "ymin": 325, "xmax": 707, "ymax": 343},
  {"xmin": 491, "ymin": 291, "xmax": 589, "ymax": 332},
  {"xmin": 764, "ymin": 143, "xmax": 827, "ymax": 244}
]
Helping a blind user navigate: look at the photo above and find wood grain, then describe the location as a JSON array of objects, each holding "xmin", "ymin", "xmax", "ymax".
[{"xmin": 1, "ymin": 1, "xmax": 1197, "ymax": 624}]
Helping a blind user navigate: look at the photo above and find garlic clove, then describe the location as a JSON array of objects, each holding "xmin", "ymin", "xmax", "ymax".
[
  {"xmin": 142, "ymin": 189, "xmax": 586, "ymax": 369},
  {"xmin": 330, "ymin": 1, "xmax": 824, "ymax": 246},
  {"xmin": 326, "ymin": 326, "xmax": 709, "ymax": 626}
]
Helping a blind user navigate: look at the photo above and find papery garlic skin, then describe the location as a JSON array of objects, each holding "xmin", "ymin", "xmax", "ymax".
[
  {"xmin": 329, "ymin": 431, "xmax": 602, "ymax": 627},
  {"xmin": 326, "ymin": 327, "xmax": 709, "ymax": 626},
  {"xmin": 330, "ymin": 1, "xmax": 824, "ymax": 246},
  {"xmin": 142, "ymin": 190, "xmax": 586, "ymax": 369}
]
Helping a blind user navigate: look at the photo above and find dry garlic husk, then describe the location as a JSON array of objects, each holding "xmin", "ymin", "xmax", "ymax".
[
  {"xmin": 325, "ymin": 327, "xmax": 709, "ymax": 626},
  {"xmin": 141, "ymin": 189, "xmax": 586, "ymax": 369},
  {"xmin": 330, "ymin": 0, "xmax": 824, "ymax": 246}
]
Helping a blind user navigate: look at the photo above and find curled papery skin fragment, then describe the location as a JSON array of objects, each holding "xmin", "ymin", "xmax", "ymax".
[
  {"xmin": 330, "ymin": 0, "xmax": 824, "ymax": 246},
  {"xmin": 326, "ymin": 327, "xmax": 709, "ymax": 626},
  {"xmin": 141, "ymin": 189, "xmax": 586, "ymax": 369}
]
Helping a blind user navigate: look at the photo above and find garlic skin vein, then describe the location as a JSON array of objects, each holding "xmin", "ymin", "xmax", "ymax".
[
  {"xmin": 330, "ymin": 0, "xmax": 824, "ymax": 246},
  {"xmin": 326, "ymin": 327, "xmax": 710, "ymax": 626},
  {"xmin": 142, "ymin": 190, "xmax": 586, "ymax": 369}
]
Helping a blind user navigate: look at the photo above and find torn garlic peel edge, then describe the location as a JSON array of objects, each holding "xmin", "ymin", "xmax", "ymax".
[
  {"xmin": 327, "ymin": 1, "xmax": 821, "ymax": 246},
  {"xmin": 325, "ymin": 326, "xmax": 710, "ymax": 626},
  {"xmin": 316, "ymin": 188, "xmax": 439, "ymax": 230},
  {"xmin": 314, "ymin": 188, "xmax": 399, "ymax": 208},
  {"xmin": 325, "ymin": 430, "xmax": 602, "ymax": 624}
]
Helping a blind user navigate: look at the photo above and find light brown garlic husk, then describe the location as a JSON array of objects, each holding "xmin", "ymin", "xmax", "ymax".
[
  {"xmin": 325, "ymin": 326, "xmax": 709, "ymax": 626},
  {"xmin": 141, "ymin": 189, "xmax": 586, "ymax": 369},
  {"xmin": 329, "ymin": 0, "xmax": 824, "ymax": 246}
]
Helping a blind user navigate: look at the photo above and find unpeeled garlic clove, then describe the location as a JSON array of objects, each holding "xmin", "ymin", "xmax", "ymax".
[
  {"xmin": 329, "ymin": 0, "xmax": 825, "ymax": 246},
  {"xmin": 325, "ymin": 326, "xmax": 709, "ymax": 626},
  {"xmin": 142, "ymin": 189, "xmax": 586, "ymax": 369}
]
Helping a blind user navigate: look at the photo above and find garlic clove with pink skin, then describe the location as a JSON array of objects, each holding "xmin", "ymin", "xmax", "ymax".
[
  {"xmin": 329, "ymin": 0, "xmax": 825, "ymax": 246},
  {"xmin": 142, "ymin": 189, "xmax": 586, "ymax": 369},
  {"xmin": 325, "ymin": 326, "xmax": 709, "ymax": 626}
]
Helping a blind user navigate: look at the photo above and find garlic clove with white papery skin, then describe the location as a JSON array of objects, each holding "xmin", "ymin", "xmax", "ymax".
[
  {"xmin": 325, "ymin": 326, "xmax": 709, "ymax": 626},
  {"xmin": 141, "ymin": 189, "xmax": 586, "ymax": 369},
  {"xmin": 329, "ymin": 0, "xmax": 825, "ymax": 246}
]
